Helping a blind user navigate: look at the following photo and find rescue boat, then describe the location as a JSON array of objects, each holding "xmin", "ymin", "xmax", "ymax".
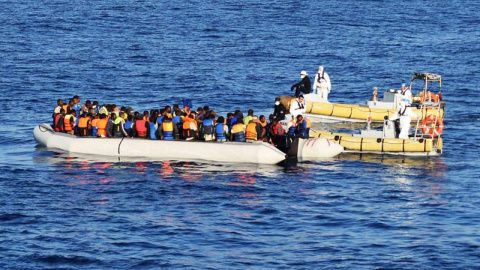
[
  {"xmin": 309, "ymin": 117, "xmax": 444, "ymax": 156},
  {"xmin": 279, "ymin": 72, "xmax": 446, "ymax": 123},
  {"xmin": 33, "ymin": 123, "xmax": 344, "ymax": 165}
]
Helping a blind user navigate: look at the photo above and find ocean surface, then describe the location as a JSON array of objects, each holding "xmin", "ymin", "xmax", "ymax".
[{"xmin": 1, "ymin": 0, "xmax": 480, "ymax": 269}]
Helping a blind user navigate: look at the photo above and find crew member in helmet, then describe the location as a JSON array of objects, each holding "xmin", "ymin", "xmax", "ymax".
[{"xmin": 290, "ymin": 71, "xmax": 311, "ymax": 97}]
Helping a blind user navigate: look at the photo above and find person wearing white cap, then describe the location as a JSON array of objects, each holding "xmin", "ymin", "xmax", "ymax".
[
  {"xmin": 399, "ymin": 82, "xmax": 412, "ymax": 105},
  {"xmin": 290, "ymin": 70, "xmax": 311, "ymax": 97},
  {"xmin": 389, "ymin": 101, "xmax": 419, "ymax": 140},
  {"xmin": 312, "ymin": 66, "xmax": 331, "ymax": 101}
]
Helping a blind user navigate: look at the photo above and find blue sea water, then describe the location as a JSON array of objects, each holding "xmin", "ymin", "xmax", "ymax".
[{"xmin": 1, "ymin": 0, "xmax": 480, "ymax": 269}]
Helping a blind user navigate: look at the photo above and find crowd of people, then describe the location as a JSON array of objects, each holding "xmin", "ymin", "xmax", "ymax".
[{"xmin": 51, "ymin": 95, "xmax": 311, "ymax": 145}]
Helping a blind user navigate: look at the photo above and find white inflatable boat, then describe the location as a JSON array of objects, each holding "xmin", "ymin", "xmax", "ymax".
[{"xmin": 33, "ymin": 124, "xmax": 343, "ymax": 165}]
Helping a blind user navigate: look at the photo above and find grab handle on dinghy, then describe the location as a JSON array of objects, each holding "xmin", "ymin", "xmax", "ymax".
[
  {"xmin": 118, "ymin": 137, "xmax": 125, "ymax": 155},
  {"xmin": 38, "ymin": 124, "xmax": 55, "ymax": 133}
]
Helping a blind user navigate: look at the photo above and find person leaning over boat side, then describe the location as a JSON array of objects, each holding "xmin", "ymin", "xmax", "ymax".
[
  {"xmin": 312, "ymin": 65, "xmax": 331, "ymax": 101},
  {"xmin": 215, "ymin": 116, "xmax": 228, "ymax": 142},
  {"xmin": 273, "ymin": 97, "xmax": 287, "ymax": 121},
  {"xmin": 289, "ymin": 94, "xmax": 306, "ymax": 119},
  {"xmin": 291, "ymin": 71, "xmax": 311, "ymax": 97},
  {"xmin": 389, "ymin": 102, "xmax": 418, "ymax": 140},
  {"xmin": 231, "ymin": 117, "xmax": 246, "ymax": 142}
]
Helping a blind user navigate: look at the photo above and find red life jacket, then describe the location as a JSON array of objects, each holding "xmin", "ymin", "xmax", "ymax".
[
  {"xmin": 136, "ymin": 119, "xmax": 147, "ymax": 137},
  {"xmin": 273, "ymin": 122, "xmax": 285, "ymax": 135}
]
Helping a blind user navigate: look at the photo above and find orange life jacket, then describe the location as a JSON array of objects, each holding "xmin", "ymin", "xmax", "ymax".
[
  {"xmin": 77, "ymin": 117, "xmax": 90, "ymax": 136},
  {"xmin": 245, "ymin": 122, "xmax": 258, "ymax": 140},
  {"xmin": 64, "ymin": 114, "xmax": 74, "ymax": 132},
  {"xmin": 96, "ymin": 118, "xmax": 109, "ymax": 137}
]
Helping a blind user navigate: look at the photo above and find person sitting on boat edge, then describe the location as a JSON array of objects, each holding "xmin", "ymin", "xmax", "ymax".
[
  {"xmin": 289, "ymin": 94, "xmax": 306, "ymax": 119},
  {"xmin": 312, "ymin": 65, "xmax": 331, "ymax": 101},
  {"xmin": 273, "ymin": 97, "xmax": 287, "ymax": 121},
  {"xmin": 389, "ymin": 102, "xmax": 418, "ymax": 140},
  {"xmin": 291, "ymin": 70, "xmax": 311, "ymax": 97}
]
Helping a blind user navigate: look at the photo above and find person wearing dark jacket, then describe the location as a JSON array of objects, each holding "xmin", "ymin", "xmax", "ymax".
[
  {"xmin": 273, "ymin": 97, "xmax": 287, "ymax": 121},
  {"xmin": 290, "ymin": 70, "xmax": 311, "ymax": 97}
]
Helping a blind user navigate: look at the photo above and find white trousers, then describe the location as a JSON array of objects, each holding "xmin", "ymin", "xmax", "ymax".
[{"xmin": 398, "ymin": 117, "xmax": 412, "ymax": 139}]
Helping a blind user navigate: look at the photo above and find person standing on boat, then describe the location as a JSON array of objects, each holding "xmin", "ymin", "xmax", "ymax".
[
  {"xmin": 389, "ymin": 102, "xmax": 418, "ymax": 140},
  {"xmin": 289, "ymin": 95, "xmax": 306, "ymax": 119},
  {"xmin": 312, "ymin": 66, "xmax": 331, "ymax": 101},
  {"xmin": 273, "ymin": 97, "xmax": 287, "ymax": 121},
  {"xmin": 290, "ymin": 71, "xmax": 311, "ymax": 97}
]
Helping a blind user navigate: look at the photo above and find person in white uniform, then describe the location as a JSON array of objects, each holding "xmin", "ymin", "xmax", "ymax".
[
  {"xmin": 399, "ymin": 82, "xmax": 412, "ymax": 104},
  {"xmin": 312, "ymin": 66, "xmax": 331, "ymax": 100},
  {"xmin": 289, "ymin": 95, "xmax": 306, "ymax": 119},
  {"xmin": 389, "ymin": 101, "xmax": 418, "ymax": 139}
]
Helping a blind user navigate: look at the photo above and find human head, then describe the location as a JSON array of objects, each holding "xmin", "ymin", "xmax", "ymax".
[
  {"xmin": 164, "ymin": 105, "xmax": 171, "ymax": 113},
  {"xmin": 252, "ymin": 116, "xmax": 258, "ymax": 123},
  {"xmin": 296, "ymin": 114, "xmax": 303, "ymax": 122},
  {"xmin": 111, "ymin": 112, "xmax": 116, "ymax": 120},
  {"xmin": 227, "ymin": 112, "xmax": 233, "ymax": 119},
  {"xmin": 318, "ymin": 66, "xmax": 324, "ymax": 72},
  {"xmin": 259, "ymin": 115, "xmax": 266, "ymax": 123},
  {"xmin": 85, "ymin": 100, "xmax": 91, "ymax": 108},
  {"xmin": 73, "ymin": 95, "xmax": 80, "ymax": 104},
  {"xmin": 248, "ymin": 109, "xmax": 254, "ymax": 116},
  {"xmin": 100, "ymin": 113, "xmax": 106, "ymax": 119},
  {"xmin": 300, "ymin": 70, "xmax": 308, "ymax": 78},
  {"xmin": 217, "ymin": 116, "xmax": 225, "ymax": 124},
  {"xmin": 401, "ymin": 82, "xmax": 407, "ymax": 89},
  {"xmin": 57, "ymin": 99, "xmax": 63, "ymax": 106},
  {"xmin": 60, "ymin": 108, "xmax": 65, "ymax": 115},
  {"xmin": 298, "ymin": 95, "xmax": 304, "ymax": 102}
]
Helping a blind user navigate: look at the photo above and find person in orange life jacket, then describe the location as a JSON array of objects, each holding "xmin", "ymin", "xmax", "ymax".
[
  {"xmin": 244, "ymin": 109, "xmax": 254, "ymax": 125},
  {"xmin": 183, "ymin": 112, "xmax": 198, "ymax": 141},
  {"xmin": 259, "ymin": 115, "xmax": 268, "ymax": 141},
  {"xmin": 54, "ymin": 108, "xmax": 66, "ymax": 132},
  {"xmin": 294, "ymin": 115, "xmax": 309, "ymax": 138},
  {"xmin": 124, "ymin": 114, "xmax": 135, "ymax": 137},
  {"xmin": 134, "ymin": 114, "xmax": 148, "ymax": 138},
  {"xmin": 96, "ymin": 113, "xmax": 109, "ymax": 138},
  {"xmin": 231, "ymin": 117, "xmax": 246, "ymax": 142},
  {"xmin": 63, "ymin": 109, "xmax": 76, "ymax": 135},
  {"xmin": 286, "ymin": 115, "xmax": 297, "ymax": 137},
  {"xmin": 215, "ymin": 116, "xmax": 228, "ymax": 142},
  {"xmin": 291, "ymin": 71, "xmax": 311, "ymax": 97},
  {"xmin": 273, "ymin": 97, "xmax": 287, "ymax": 121},
  {"xmin": 77, "ymin": 113, "xmax": 92, "ymax": 137},
  {"xmin": 157, "ymin": 117, "xmax": 179, "ymax": 140},
  {"xmin": 90, "ymin": 114, "xmax": 100, "ymax": 137},
  {"xmin": 245, "ymin": 116, "xmax": 263, "ymax": 142},
  {"xmin": 228, "ymin": 110, "xmax": 242, "ymax": 135},
  {"xmin": 202, "ymin": 114, "xmax": 216, "ymax": 141}
]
